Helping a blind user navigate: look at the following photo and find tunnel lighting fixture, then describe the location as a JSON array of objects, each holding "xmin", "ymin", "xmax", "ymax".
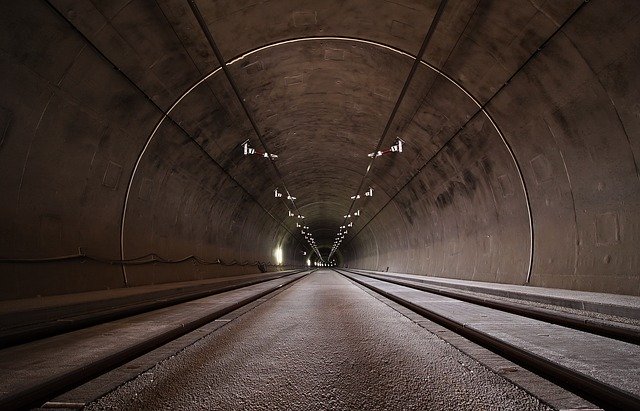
[
  {"xmin": 288, "ymin": 210, "xmax": 294, "ymax": 217},
  {"xmin": 365, "ymin": 187, "xmax": 373, "ymax": 197},
  {"xmin": 242, "ymin": 139, "xmax": 255, "ymax": 155},
  {"xmin": 348, "ymin": 222, "xmax": 353, "ymax": 227},
  {"xmin": 296, "ymin": 223, "xmax": 301, "ymax": 228},
  {"xmin": 391, "ymin": 137, "xmax": 404, "ymax": 153},
  {"xmin": 367, "ymin": 137, "xmax": 404, "ymax": 158},
  {"xmin": 297, "ymin": 214, "xmax": 305, "ymax": 219},
  {"xmin": 274, "ymin": 188, "xmax": 282, "ymax": 198},
  {"xmin": 354, "ymin": 210, "xmax": 360, "ymax": 216},
  {"xmin": 242, "ymin": 139, "xmax": 278, "ymax": 159},
  {"xmin": 344, "ymin": 214, "xmax": 351, "ymax": 218},
  {"xmin": 287, "ymin": 195, "xmax": 297, "ymax": 201},
  {"xmin": 350, "ymin": 194, "xmax": 360, "ymax": 200}
]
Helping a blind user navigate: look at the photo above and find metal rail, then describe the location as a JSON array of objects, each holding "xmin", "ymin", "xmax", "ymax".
[
  {"xmin": 342, "ymin": 269, "xmax": 640, "ymax": 345},
  {"xmin": 0, "ymin": 271, "xmax": 313, "ymax": 410},
  {"xmin": 187, "ymin": 0, "xmax": 321, "ymax": 261},
  {"xmin": 330, "ymin": 0, "xmax": 448, "ymax": 260},
  {"xmin": 0, "ymin": 269, "xmax": 308, "ymax": 349},
  {"xmin": 336, "ymin": 268, "xmax": 640, "ymax": 410}
]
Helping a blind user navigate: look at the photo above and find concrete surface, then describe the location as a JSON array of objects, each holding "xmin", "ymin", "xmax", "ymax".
[
  {"xmin": 344, "ymin": 271, "xmax": 640, "ymax": 400},
  {"xmin": 42, "ymin": 276, "xmax": 304, "ymax": 409},
  {"xmin": 0, "ymin": 273, "xmax": 306, "ymax": 404},
  {"xmin": 0, "ymin": 269, "xmax": 300, "ymax": 332},
  {"xmin": 352, "ymin": 268, "xmax": 640, "ymax": 320},
  {"xmin": 87, "ymin": 270, "xmax": 552, "ymax": 410},
  {"xmin": 0, "ymin": 1, "xmax": 639, "ymax": 298}
]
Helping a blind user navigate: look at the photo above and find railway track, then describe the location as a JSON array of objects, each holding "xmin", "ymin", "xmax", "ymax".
[
  {"xmin": 0, "ymin": 270, "xmax": 313, "ymax": 410},
  {"xmin": 335, "ymin": 268, "xmax": 640, "ymax": 410},
  {"xmin": 2, "ymin": 268, "xmax": 638, "ymax": 410},
  {"xmin": 0, "ymin": 269, "xmax": 310, "ymax": 349}
]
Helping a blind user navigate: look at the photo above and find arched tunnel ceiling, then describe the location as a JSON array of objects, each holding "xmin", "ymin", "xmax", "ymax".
[
  {"xmin": 1, "ymin": 0, "xmax": 639, "ymax": 298},
  {"xmin": 132, "ymin": 0, "xmax": 549, "ymax": 244}
]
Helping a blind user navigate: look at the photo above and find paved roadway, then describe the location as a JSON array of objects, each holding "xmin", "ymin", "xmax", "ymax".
[{"xmin": 89, "ymin": 270, "xmax": 551, "ymax": 410}]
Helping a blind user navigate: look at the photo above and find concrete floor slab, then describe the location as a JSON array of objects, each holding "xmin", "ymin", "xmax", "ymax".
[
  {"xmin": 88, "ymin": 270, "xmax": 552, "ymax": 410},
  {"xmin": 349, "ymin": 272, "xmax": 640, "ymax": 399}
]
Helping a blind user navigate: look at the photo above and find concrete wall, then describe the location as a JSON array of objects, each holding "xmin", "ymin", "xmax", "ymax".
[
  {"xmin": 0, "ymin": 1, "xmax": 304, "ymax": 299},
  {"xmin": 0, "ymin": 1, "xmax": 638, "ymax": 298},
  {"xmin": 345, "ymin": 0, "xmax": 640, "ymax": 295}
]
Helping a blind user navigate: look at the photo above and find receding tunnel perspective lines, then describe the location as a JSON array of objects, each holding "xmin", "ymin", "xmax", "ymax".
[{"xmin": 1, "ymin": 0, "xmax": 639, "ymax": 409}]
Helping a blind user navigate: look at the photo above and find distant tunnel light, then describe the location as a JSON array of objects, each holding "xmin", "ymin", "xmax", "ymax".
[
  {"xmin": 274, "ymin": 247, "xmax": 283, "ymax": 265},
  {"xmin": 307, "ymin": 258, "xmax": 311, "ymax": 266}
]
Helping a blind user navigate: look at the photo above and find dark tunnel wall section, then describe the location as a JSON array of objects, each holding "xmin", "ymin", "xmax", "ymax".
[
  {"xmin": 0, "ymin": 2, "xmax": 303, "ymax": 300},
  {"xmin": 344, "ymin": 0, "xmax": 640, "ymax": 295}
]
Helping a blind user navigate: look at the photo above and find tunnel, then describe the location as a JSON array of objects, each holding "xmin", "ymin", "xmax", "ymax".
[
  {"xmin": 1, "ymin": 0, "xmax": 639, "ymax": 298},
  {"xmin": 1, "ymin": 1, "xmax": 639, "ymax": 410}
]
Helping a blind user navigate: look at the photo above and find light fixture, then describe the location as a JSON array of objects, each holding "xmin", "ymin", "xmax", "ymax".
[
  {"xmin": 367, "ymin": 137, "xmax": 404, "ymax": 157},
  {"xmin": 242, "ymin": 139, "xmax": 255, "ymax": 155},
  {"xmin": 242, "ymin": 139, "xmax": 278, "ymax": 159}
]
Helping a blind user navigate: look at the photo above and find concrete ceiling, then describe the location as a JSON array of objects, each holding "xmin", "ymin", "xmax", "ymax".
[{"xmin": 0, "ymin": 0, "xmax": 639, "ymax": 298}]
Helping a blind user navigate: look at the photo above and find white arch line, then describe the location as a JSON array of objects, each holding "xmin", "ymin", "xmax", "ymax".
[{"xmin": 120, "ymin": 35, "xmax": 534, "ymax": 284}]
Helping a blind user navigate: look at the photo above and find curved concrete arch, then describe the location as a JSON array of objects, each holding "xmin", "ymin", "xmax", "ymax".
[
  {"xmin": 122, "ymin": 35, "xmax": 531, "ymax": 281},
  {"xmin": 1, "ymin": 0, "xmax": 638, "ymax": 299}
]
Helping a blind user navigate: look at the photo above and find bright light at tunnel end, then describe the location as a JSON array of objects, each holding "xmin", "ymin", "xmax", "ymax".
[{"xmin": 274, "ymin": 247, "xmax": 283, "ymax": 265}]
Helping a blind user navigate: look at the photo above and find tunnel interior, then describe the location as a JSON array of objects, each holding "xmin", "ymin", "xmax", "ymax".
[{"xmin": 1, "ymin": 0, "xmax": 639, "ymax": 300}]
